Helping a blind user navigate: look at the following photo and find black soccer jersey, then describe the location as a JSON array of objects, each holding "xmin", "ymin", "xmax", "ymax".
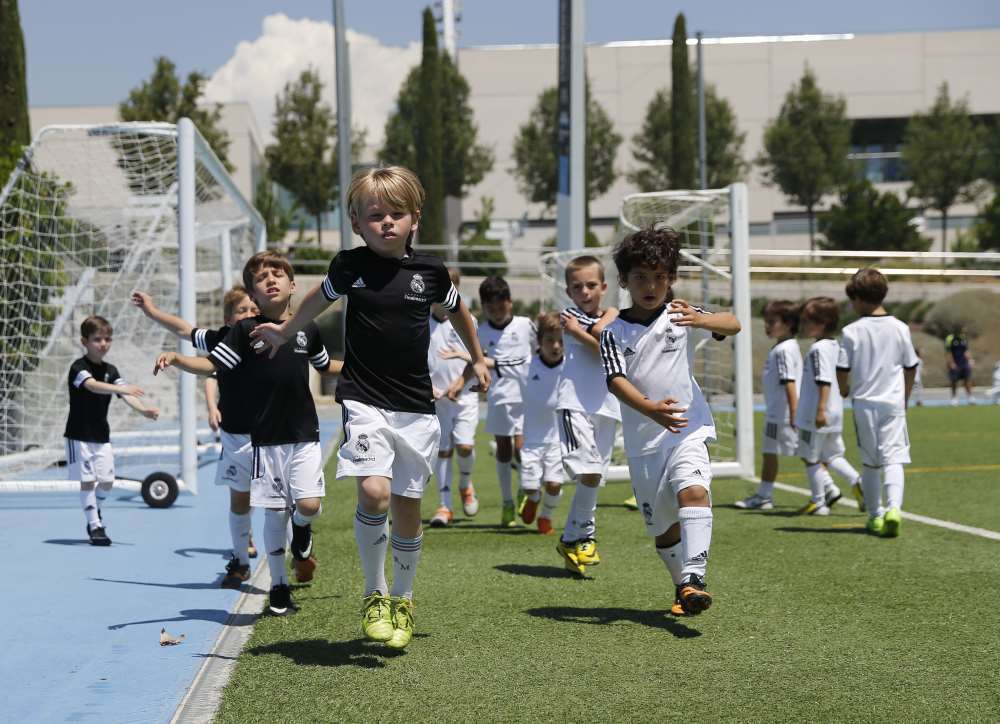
[
  {"xmin": 191, "ymin": 326, "xmax": 256, "ymax": 436},
  {"xmin": 322, "ymin": 246, "xmax": 461, "ymax": 414},
  {"xmin": 64, "ymin": 356, "xmax": 126, "ymax": 443},
  {"xmin": 208, "ymin": 316, "xmax": 330, "ymax": 446}
]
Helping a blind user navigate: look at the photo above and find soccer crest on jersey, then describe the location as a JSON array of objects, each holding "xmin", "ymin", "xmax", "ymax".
[
  {"xmin": 477, "ymin": 316, "xmax": 534, "ymax": 406},
  {"xmin": 556, "ymin": 307, "xmax": 621, "ymax": 420}
]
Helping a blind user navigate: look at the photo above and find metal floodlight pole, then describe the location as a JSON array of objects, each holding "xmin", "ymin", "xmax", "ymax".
[
  {"xmin": 697, "ymin": 31, "xmax": 709, "ymax": 308},
  {"xmin": 176, "ymin": 118, "xmax": 198, "ymax": 495},
  {"xmin": 729, "ymin": 182, "xmax": 754, "ymax": 477},
  {"xmin": 556, "ymin": 0, "xmax": 585, "ymax": 252},
  {"xmin": 334, "ymin": 0, "xmax": 353, "ymax": 253}
]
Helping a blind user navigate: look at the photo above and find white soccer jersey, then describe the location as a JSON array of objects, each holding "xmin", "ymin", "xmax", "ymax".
[
  {"xmin": 556, "ymin": 307, "xmax": 621, "ymax": 420},
  {"xmin": 477, "ymin": 316, "xmax": 533, "ymax": 406},
  {"xmin": 796, "ymin": 338, "xmax": 844, "ymax": 432},
  {"xmin": 763, "ymin": 338, "xmax": 802, "ymax": 423},
  {"xmin": 428, "ymin": 316, "xmax": 476, "ymax": 400},
  {"xmin": 837, "ymin": 315, "xmax": 919, "ymax": 412},
  {"xmin": 516, "ymin": 354, "xmax": 563, "ymax": 445},
  {"xmin": 600, "ymin": 306, "xmax": 717, "ymax": 458}
]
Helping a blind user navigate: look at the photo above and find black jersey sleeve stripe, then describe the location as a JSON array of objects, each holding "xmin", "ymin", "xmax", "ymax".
[
  {"xmin": 776, "ymin": 349, "xmax": 788, "ymax": 379},
  {"xmin": 211, "ymin": 343, "xmax": 240, "ymax": 370},
  {"xmin": 192, "ymin": 328, "xmax": 209, "ymax": 352},
  {"xmin": 309, "ymin": 348, "xmax": 331, "ymax": 370},
  {"xmin": 322, "ymin": 276, "xmax": 343, "ymax": 301},
  {"xmin": 73, "ymin": 370, "xmax": 92, "ymax": 388},
  {"xmin": 600, "ymin": 329, "xmax": 625, "ymax": 378},
  {"xmin": 443, "ymin": 283, "xmax": 460, "ymax": 312}
]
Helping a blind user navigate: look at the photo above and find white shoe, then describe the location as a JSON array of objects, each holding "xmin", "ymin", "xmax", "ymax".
[
  {"xmin": 734, "ymin": 494, "xmax": 773, "ymax": 510},
  {"xmin": 814, "ymin": 504, "xmax": 831, "ymax": 516},
  {"xmin": 950, "ymin": 398, "xmax": 959, "ymax": 407}
]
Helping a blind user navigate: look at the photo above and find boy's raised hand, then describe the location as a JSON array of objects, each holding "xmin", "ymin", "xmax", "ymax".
[
  {"xmin": 644, "ymin": 397, "xmax": 688, "ymax": 433},
  {"xmin": 153, "ymin": 352, "xmax": 177, "ymax": 376},
  {"xmin": 249, "ymin": 322, "xmax": 286, "ymax": 359},
  {"xmin": 130, "ymin": 291, "xmax": 155, "ymax": 314},
  {"xmin": 667, "ymin": 299, "xmax": 703, "ymax": 327}
]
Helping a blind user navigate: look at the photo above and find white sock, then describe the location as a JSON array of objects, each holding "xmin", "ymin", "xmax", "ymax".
[
  {"xmin": 96, "ymin": 481, "xmax": 112, "ymax": 510},
  {"xmin": 292, "ymin": 506, "xmax": 319, "ymax": 528},
  {"xmin": 229, "ymin": 511, "xmax": 252, "ymax": 565},
  {"xmin": 678, "ymin": 507, "xmax": 713, "ymax": 579},
  {"xmin": 827, "ymin": 455, "xmax": 860, "ymax": 486},
  {"xmin": 497, "ymin": 460, "xmax": 513, "ymax": 503},
  {"xmin": 656, "ymin": 541, "xmax": 684, "ymax": 585},
  {"xmin": 264, "ymin": 508, "xmax": 290, "ymax": 587},
  {"xmin": 457, "ymin": 451, "xmax": 475, "ymax": 489},
  {"xmin": 541, "ymin": 489, "xmax": 562, "ymax": 520},
  {"xmin": 355, "ymin": 507, "xmax": 389, "ymax": 596},
  {"xmin": 884, "ymin": 463, "xmax": 904, "ymax": 510},
  {"xmin": 805, "ymin": 464, "xmax": 830, "ymax": 504},
  {"xmin": 436, "ymin": 455, "xmax": 453, "ymax": 509},
  {"xmin": 861, "ymin": 466, "xmax": 884, "ymax": 518},
  {"xmin": 390, "ymin": 532, "xmax": 423, "ymax": 600},
  {"xmin": 757, "ymin": 480, "xmax": 775, "ymax": 498},
  {"xmin": 80, "ymin": 488, "xmax": 100, "ymax": 529},
  {"xmin": 562, "ymin": 482, "xmax": 599, "ymax": 541}
]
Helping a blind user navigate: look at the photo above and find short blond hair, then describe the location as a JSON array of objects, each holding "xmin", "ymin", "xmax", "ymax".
[
  {"xmin": 347, "ymin": 166, "xmax": 425, "ymax": 219},
  {"xmin": 222, "ymin": 285, "xmax": 253, "ymax": 319}
]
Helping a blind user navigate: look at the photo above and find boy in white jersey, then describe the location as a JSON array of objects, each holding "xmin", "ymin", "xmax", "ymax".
[
  {"xmin": 554, "ymin": 256, "xmax": 620, "ymax": 572},
  {"xmin": 598, "ymin": 227, "xmax": 740, "ymax": 614},
  {"xmin": 736, "ymin": 300, "xmax": 802, "ymax": 510},
  {"xmin": 427, "ymin": 267, "xmax": 480, "ymax": 527},
  {"xmin": 795, "ymin": 297, "xmax": 861, "ymax": 516},
  {"xmin": 837, "ymin": 269, "xmax": 919, "ymax": 537},
  {"xmin": 513, "ymin": 313, "xmax": 565, "ymax": 532}
]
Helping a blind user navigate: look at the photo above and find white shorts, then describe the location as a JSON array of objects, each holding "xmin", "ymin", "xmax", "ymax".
[
  {"xmin": 627, "ymin": 436, "xmax": 713, "ymax": 537},
  {"xmin": 852, "ymin": 403, "xmax": 911, "ymax": 467},
  {"xmin": 520, "ymin": 441, "xmax": 565, "ymax": 490},
  {"xmin": 762, "ymin": 420, "xmax": 798, "ymax": 457},
  {"xmin": 214, "ymin": 430, "xmax": 252, "ymax": 493},
  {"xmin": 435, "ymin": 396, "xmax": 478, "ymax": 449},
  {"xmin": 250, "ymin": 442, "xmax": 326, "ymax": 509},
  {"xmin": 337, "ymin": 400, "xmax": 440, "ymax": 499},
  {"xmin": 65, "ymin": 439, "xmax": 114, "ymax": 484},
  {"xmin": 485, "ymin": 402, "xmax": 523, "ymax": 436},
  {"xmin": 558, "ymin": 410, "xmax": 617, "ymax": 478},
  {"xmin": 796, "ymin": 429, "xmax": 847, "ymax": 465}
]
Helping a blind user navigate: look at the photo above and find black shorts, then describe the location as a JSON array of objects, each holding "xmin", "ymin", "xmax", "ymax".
[{"xmin": 949, "ymin": 364, "xmax": 971, "ymax": 382}]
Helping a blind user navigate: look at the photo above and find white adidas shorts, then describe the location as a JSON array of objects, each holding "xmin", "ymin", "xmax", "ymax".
[
  {"xmin": 485, "ymin": 401, "xmax": 523, "ymax": 436},
  {"xmin": 337, "ymin": 400, "xmax": 440, "ymax": 499},
  {"xmin": 214, "ymin": 430, "xmax": 252, "ymax": 493},
  {"xmin": 435, "ymin": 395, "xmax": 478, "ymax": 449},
  {"xmin": 558, "ymin": 410, "xmax": 617, "ymax": 478},
  {"xmin": 65, "ymin": 439, "xmax": 115, "ymax": 484},
  {"xmin": 852, "ymin": 402, "xmax": 911, "ymax": 467},
  {"xmin": 520, "ymin": 440, "xmax": 565, "ymax": 490},
  {"xmin": 762, "ymin": 419, "xmax": 798, "ymax": 457},
  {"xmin": 796, "ymin": 429, "xmax": 847, "ymax": 465},
  {"xmin": 250, "ymin": 442, "xmax": 325, "ymax": 509},
  {"xmin": 627, "ymin": 435, "xmax": 713, "ymax": 538}
]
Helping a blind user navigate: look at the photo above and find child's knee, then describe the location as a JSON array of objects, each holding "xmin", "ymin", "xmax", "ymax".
[
  {"xmin": 677, "ymin": 484, "xmax": 710, "ymax": 508},
  {"xmin": 295, "ymin": 498, "xmax": 322, "ymax": 517},
  {"xmin": 456, "ymin": 445, "xmax": 474, "ymax": 457},
  {"xmin": 438, "ymin": 448, "xmax": 453, "ymax": 459},
  {"xmin": 544, "ymin": 481, "xmax": 562, "ymax": 495}
]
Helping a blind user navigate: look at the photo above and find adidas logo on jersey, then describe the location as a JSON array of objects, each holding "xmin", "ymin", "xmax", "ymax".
[
  {"xmin": 352, "ymin": 277, "xmax": 366, "ymax": 288},
  {"xmin": 624, "ymin": 346, "xmax": 637, "ymax": 357},
  {"xmin": 532, "ymin": 374, "xmax": 540, "ymax": 380}
]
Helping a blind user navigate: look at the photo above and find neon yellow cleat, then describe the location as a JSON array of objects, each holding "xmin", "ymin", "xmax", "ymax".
[
  {"xmin": 361, "ymin": 592, "xmax": 394, "ymax": 642},
  {"xmin": 557, "ymin": 540, "xmax": 586, "ymax": 576},
  {"xmin": 623, "ymin": 495, "xmax": 639, "ymax": 510},
  {"xmin": 866, "ymin": 515, "xmax": 885, "ymax": 536},
  {"xmin": 501, "ymin": 501, "xmax": 517, "ymax": 528},
  {"xmin": 386, "ymin": 597, "xmax": 415, "ymax": 650},
  {"xmin": 797, "ymin": 501, "xmax": 830, "ymax": 516},
  {"xmin": 575, "ymin": 539, "xmax": 601, "ymax": 566},
  {"xmin": 851, "ymin": 481, "xmax": 866, "ymax": 512},
  {"xmin": 882, "ymin": 507, "xmax": 902, "ymax": 538}
]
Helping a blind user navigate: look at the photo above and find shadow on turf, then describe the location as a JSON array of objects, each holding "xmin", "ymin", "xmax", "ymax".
[
  {"xmin": 91, "ymin": 576, "xmax": 267, "ymax": 595},
  {"xmin": 108, "ymin": 608, "xmax": 258, "ymax": 630},
  {"xmin": 494, "ymin": 563, "xmax": 583, "ymax": 579},
  {"xmin": 525, "ymin": 606, "xmax": 700, "ymax": 638},
  {"xmin": 45, "ymin": 538, "xmax": 136, "ymax": 546},
  {"xmin": 247, "ymin": 637, "xmax": 428, "ymax": 668},
  {"xmin": 174, "ymin": 547, "xmax": 232, "ymax": 559},
  {"xmin": 773, "ymin": 525, "xmax": 868, "ymax": 535}
]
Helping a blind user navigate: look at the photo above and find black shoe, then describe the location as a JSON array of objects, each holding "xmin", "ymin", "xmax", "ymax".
[
  {"xmin": 678, "ymin": 574, "xmax": 713, "ymax": 615},
  {"xmin": 221, "ymin": 556, "xmax": 251, "ymax": 589},
  {"xmin": 290, "ymin": 522, "xmax": 313, "ymax": 561},
  {"xmin": 268, "ymin": 584, "xmax": 297, "ymax": 616},
  {"xmin": 87, "ymin": 525, "xmax": 111, "ymax": 546},
  {"xmin": 824, "ymin": 489, "xmax": 843, "ymax": 508}
]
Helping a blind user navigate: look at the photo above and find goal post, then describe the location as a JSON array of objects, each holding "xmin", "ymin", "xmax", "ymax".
[
  {"xmin": 540, "ymin": 182, "xmax": 754, "ymax": 479},
  {"xmin": 0, "ymin": 119, "xmax": 264, "ymax": 498}
]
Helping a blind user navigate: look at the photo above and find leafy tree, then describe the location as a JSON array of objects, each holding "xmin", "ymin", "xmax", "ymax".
[
  {"xmin": 0, "ymin": 0, "xmax": 29, "ymax": 183},
  {"xmin": 414, "ymin": 7, "xmax": 445, "ymax": 246},
  {"xmin": 981, "ymin": 117, "xmax": 1000, "ymax": 187},
  {"xmin": 973, "ymin": 195, "xmax": 1000, "ymax": 252},
  {"xmin": 902, "ymin": 83, "xmax": 986, "ymax": 253},
  {"xmin": 819, "ymin": 180, "xmax": 929, "ymax": 252},
  {"xmin": 670, "ymin": 13, "xmax": 696, "ymax": 189},
  {"xmin": 511, "ymin": 85, "xmax": 622, "ymax": 214},
  {"xmin": 458, "ymin": 197, "xmax": 507, "ymax": 277},
  {"xmin": 254, "ymin": 172, "xmax": 294, "ymax": 245},
  {"xmin": 630, "ymin": 86, "xmax": 747, "ymax": 191},
  {"xmin": 757, "ymin": 69, "xmax": 851, "ymax": 253},
  {"xmin": 119, "ymin": 57, "xmax": 231, "ymax": 169}
]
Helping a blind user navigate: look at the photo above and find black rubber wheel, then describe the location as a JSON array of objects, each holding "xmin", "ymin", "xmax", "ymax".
[{"xmin": 141, "ymin": 472, "xmax": 179, "ymax": 508}]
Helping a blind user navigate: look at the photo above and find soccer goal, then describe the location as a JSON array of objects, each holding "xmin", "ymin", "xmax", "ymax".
[
  {"xmin": 540, "ymin": 183, "xmax": 754, "ymax": 479},
  {"xmin": 0, "ymin": 119, "xmax": 265, "ymax": 502}
]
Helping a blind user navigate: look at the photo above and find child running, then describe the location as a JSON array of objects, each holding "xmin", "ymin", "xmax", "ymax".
[
  {"xmin": 597, "ymin": 227, "xmax": 740, "ymax": 613},
  {"xmin": 66, "ymin": 316, "xmax": 159, "ymax": 545},
  {"xmin": 251, "ymin": 166, "xmax": 489, "ymax": 650}
]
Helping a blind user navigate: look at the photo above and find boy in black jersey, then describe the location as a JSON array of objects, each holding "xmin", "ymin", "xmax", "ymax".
[
  {"xmin": 133, "ymin": 286, "xmax": 262, "ymax": 587},
  {"xmin": 252, "ymin": 166, "xmax": 489, "ymax": 650},
  {"xmin": 66, "ymin": 316, "xmax": 160, "ymax": 546},
  {"xmin": 154, "ymin": 252, "xmax": 342, "ymax": 616}
]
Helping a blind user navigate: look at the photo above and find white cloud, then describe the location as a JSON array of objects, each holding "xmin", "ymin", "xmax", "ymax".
[{"xmin": 204, "ymin": 13, "xmax": 420, "ymax": 156}]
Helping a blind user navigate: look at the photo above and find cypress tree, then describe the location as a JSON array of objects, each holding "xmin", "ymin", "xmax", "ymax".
[
  {"xmin": 0, "ymin": 0, "xmax": 30, "ymax": 177},
  {"xmin": 415, "ymin": 7, "xmax": 444, "ymax": 246},
  {"xmin": 670, "ymin": 13, "xmax": 696, "ymax": 189}
]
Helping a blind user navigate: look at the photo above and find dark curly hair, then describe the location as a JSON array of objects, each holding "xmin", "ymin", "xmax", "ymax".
[
  {"xmin": 478, "ymin": 275, "xmax": 511, "ymax": 304},
  {"xmin": 612, "ymin": 226, "xmax": 681, "ymax": 287}
]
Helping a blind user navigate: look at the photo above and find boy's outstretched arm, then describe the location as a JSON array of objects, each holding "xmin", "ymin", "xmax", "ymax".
[
  {"xmin": 131, "ymin": 291, "xmax": 193, "ymax": 339},
  {"xmin": 81, "ymin": 378, "xmax": 144, "ymax": 397},
  {"xmin": 608, "ymin": 376, "xmax": 688, "ymax": 434},
  {"xmin": 669, "ymin": 299, "xmax": 741, "ymax": 337},
  {"xmin": 153, "ymin": 352, "xmax": 216, "ymax": 377},
  {"xmin": 251, "ymin": 283, "xmax": 336, "ymax": 358},
  {"xmin": 447, "ymin": 300, "xmax": 490, "ymax": 393},
  {"xmin": 120, "ymin": 392, "xmax": 159, "ymax": 420}
]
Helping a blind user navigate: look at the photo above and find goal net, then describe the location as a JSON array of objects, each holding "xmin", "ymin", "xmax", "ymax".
[
  {"xmin": 0, "ymin": 120, "xmax": 264, "ymax": 494},
  {"xmin": 540, "ymin": 184, "xmax": 754, "ymax": 478}
]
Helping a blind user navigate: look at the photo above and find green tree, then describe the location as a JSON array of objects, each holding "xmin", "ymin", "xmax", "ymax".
[
  {"xmin": 670, "ymin": 13, "xmax": 696, "ymax": 189},
  {"xmin": 757, "ymin": 68, "xmax": 851, "ymax": 253},
  {"xmin": 458, "ymin": 197, "xmax": 507, "ymax": 277},
  {"xmin": 414, "ymin": 7, "xmax": 445, "ymax": 246},
  {"xmin": 253, "ymin": 172, "xmax": 294, "ymax": 245},
  {"xmin": 819, "ymin": 180, "xmax": 929, "ymax": 252},
  {"xmin": 981, "ymin": 118, "xmax": 1000, "ymax": 187},
  {"xmin": 629, "ymin": 86, "xmax": 747, "ymax": 192},
  {"xmin": 973, "ymin": 195, "xmax": 1000, "ymax": 252},
  {"xmin": 0, "ymin": 0, "xmax": 29, "ymax": 183},
  {"xmin": 119, "ymin": 57, "xmax": 232, "ymax": 169},
  {"xmin": 511, "ymin": 85, "xmax": 622, "ymax": 218},
  {"xmin": 902, "ymin": 83, "xmax": 986, "ymax": 253}
]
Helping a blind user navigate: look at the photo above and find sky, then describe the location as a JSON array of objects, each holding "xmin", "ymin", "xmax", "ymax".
[{"xmin": 20, "ymin": 0, "xmax": 1000, "ymax": 147}]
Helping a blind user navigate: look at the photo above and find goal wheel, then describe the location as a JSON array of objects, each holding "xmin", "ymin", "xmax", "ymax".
[{"xmin": 141, "ymin": 472, "xmax": 179, "ymax": 509}]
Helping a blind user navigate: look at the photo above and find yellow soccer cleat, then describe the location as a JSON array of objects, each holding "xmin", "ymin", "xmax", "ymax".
[
  {"xmin": 361, "ymin": 592, "xmax": 394, "ymax": 642},
  {"xmin": 797, "ymin": 501, "xmax": 830, "ymax": 516},
  {"xmin": 882, "ymin": 507, "xmax": 902, "ymax": 538},
  {"xmin": 386, "ymin": 597, "xmax": 415, "ymax": 650},
  {"xmin": 557, "ymin": 540, "xmax": 586, "ymax": 576},
  {"xmin": 866, "ymin": 515, "xmax": 885, "ymax": 536},
  {"xmin": 851, "ymin": 481, "xmax": 866, "ymax": 513},
  {"xmin": 623, "ymin": 495, "xmax": 639, "ymax": 511},
  {"xmin": 575, "ymin": 539, "xmax": 601, "ymax": 566},
  {"xmin": 501, "ymin": 501, "xmax": 518, "ymax": 528}
]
